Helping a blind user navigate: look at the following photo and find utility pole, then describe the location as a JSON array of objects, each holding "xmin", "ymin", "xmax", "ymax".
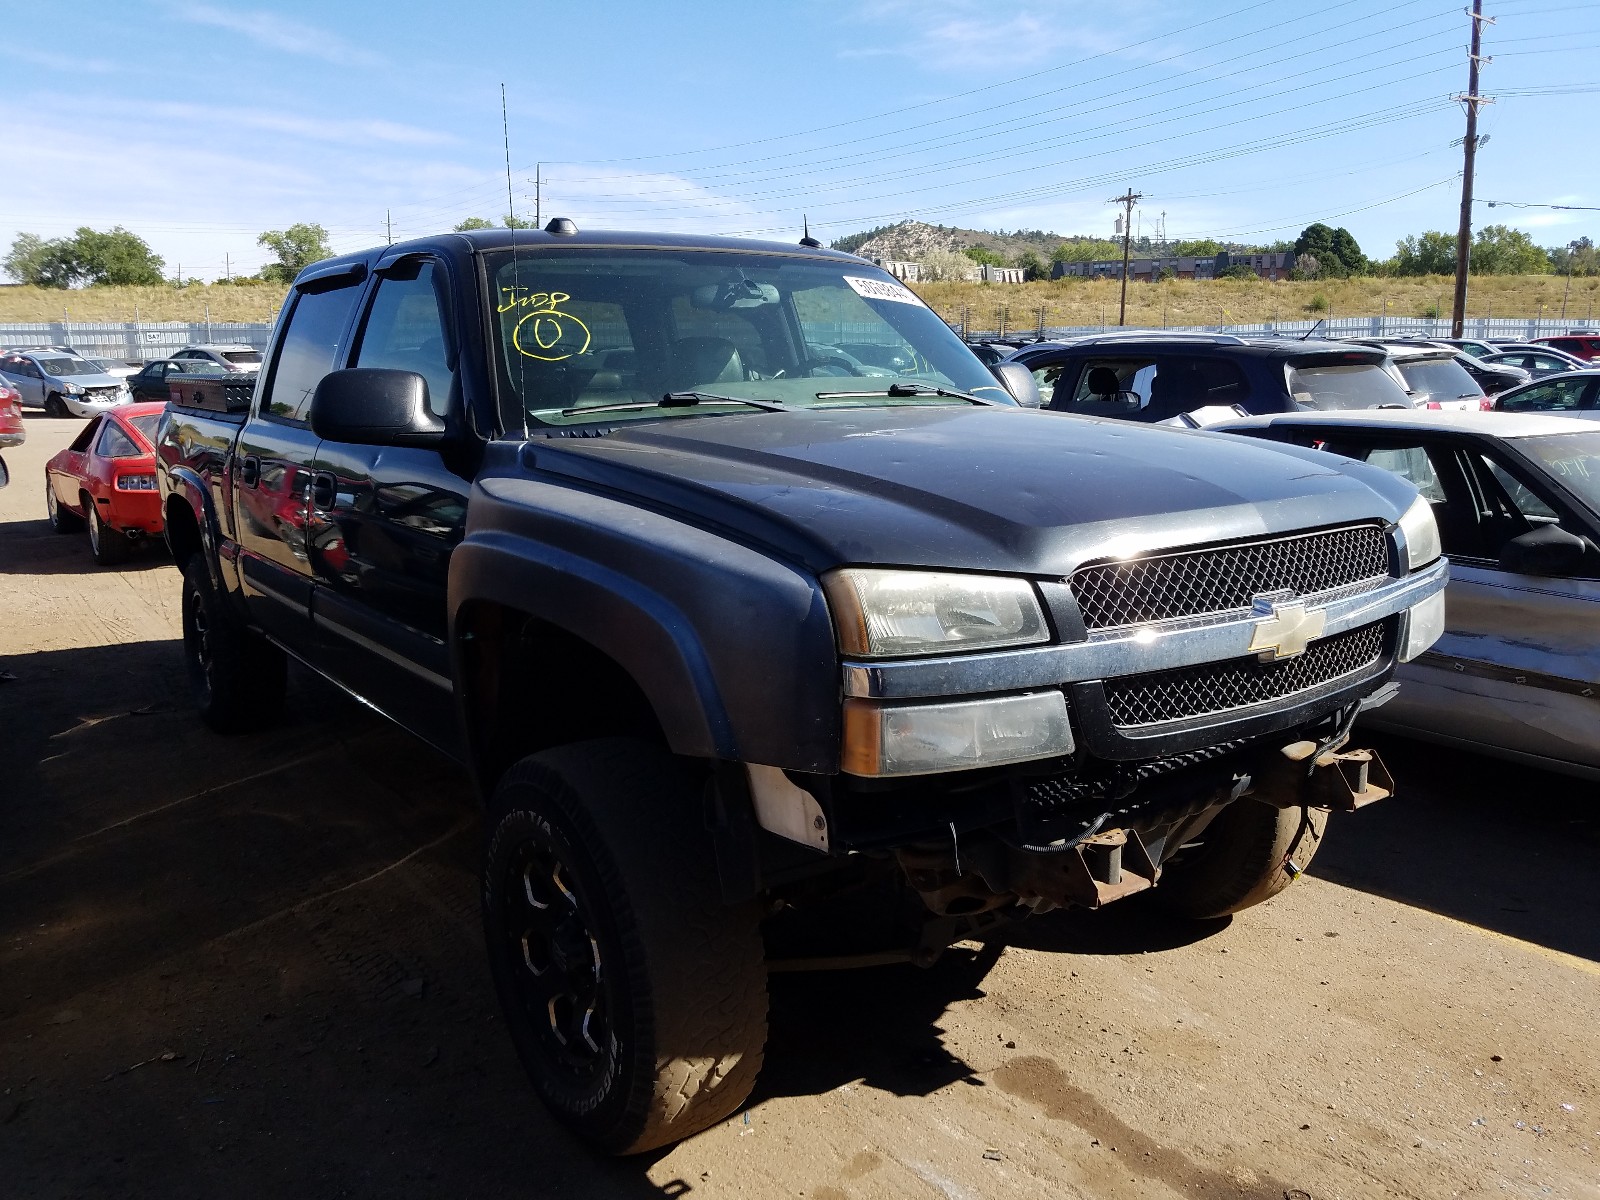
[
  {"xmin": 386, "ymin": 210, "xmax": 393, "ymax": 246},
  {"xmin": 1450, "ymin": 0, "xmax": 1494, "ymax": 338},
  {"xmin": 1110, "ymin": 188, "xmax": 1142, "ymax": 326},
  {"xmin": 535, "ymin": 163, "xmax": 542, "ymax": 227},
  {"xmin": 224, "ymin": 253, "xmax": 231, "ymax": 283}
]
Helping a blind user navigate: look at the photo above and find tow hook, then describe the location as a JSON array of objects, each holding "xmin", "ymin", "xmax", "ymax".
[{"xmin": 1278, "ymin": 739, "xmax": 1394, "ymax": 810}]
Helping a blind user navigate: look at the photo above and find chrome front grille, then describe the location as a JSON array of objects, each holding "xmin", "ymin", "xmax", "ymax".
[
  {"xmin": 1101, "ymin": 620, "xmax": 1387, "ymax": 728},
  {"xmin": 1071, "ymin": 525, "xmax": 1391, "ymax": 631}
]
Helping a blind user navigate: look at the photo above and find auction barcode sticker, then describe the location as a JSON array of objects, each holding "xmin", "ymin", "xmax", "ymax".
[{"xmin": 843, "ymin": 275, "xmax": 926, "ymax": 307}]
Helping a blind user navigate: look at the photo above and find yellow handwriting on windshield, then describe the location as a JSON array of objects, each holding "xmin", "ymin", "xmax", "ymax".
[{"xmin": 501, "ymin": 289, "xmax": 592, "ymax": 362}]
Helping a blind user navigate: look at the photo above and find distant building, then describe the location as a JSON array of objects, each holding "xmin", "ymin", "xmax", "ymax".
[
  {"xmin": 1051, "ymin": 250, "xmax": 1294, "ymax": 282},
  {"xmin": 979, "ymin": 265, "xmax": 1026, "ymax": 284},
  {"xmin": 869, "ymin": 257, "xmax": 925, "ymax": 282}
]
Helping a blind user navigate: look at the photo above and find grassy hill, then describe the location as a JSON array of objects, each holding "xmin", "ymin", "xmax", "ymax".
[
  {"xmin": 910, "ymin": 273, "xmax": 1600, "ymax": 332},
  {"xmin": 1, "ymin": 273, "xmax": 1592, "ymax": 330},
  {"xmin": 0, "ymin": 282, "xmax": 287, "ymax": 324}
]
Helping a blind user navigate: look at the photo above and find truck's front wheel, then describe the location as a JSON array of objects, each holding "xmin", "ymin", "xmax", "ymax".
[
  {"xmin": 483, "ymin": 740, "xmax": 767, "ymax": 1155},
  {"xmin": 181, "ymin": 556, "xmax": 287, "ymax": 733},
  {"xmin": 1156, "ymin": 798, "xmax": 1328, "ymax": 920}
]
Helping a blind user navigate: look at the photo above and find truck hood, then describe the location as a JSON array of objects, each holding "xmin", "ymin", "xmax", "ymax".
[{"xmin": 517, "ymin": 405, "xmax": 1417, "ymax": 575}]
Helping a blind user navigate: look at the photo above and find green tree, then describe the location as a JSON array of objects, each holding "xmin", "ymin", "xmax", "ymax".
[
  {"xmin": 256, "ymin": 223, "xmax": 334, "ymax": 283},
  {"xmin": 1549, "ymin": 237, "xmax": 1600, "ymax": 277},
  {"xmin": 1051, "ymin": 238, "xmax": 1123, "ymax": 263},
  {"xmin": 1471, "ymin": 225, "xmax": 1551, "ymax": 275},
  {"xmin": 1328, "ymin": 227, "xmax": 1367, "ymax": 275},
  {"xmin": 1012, "ymin": 249, "xmax": 1049, "ymax": 281},
  {"xmin": 1392, "ymin": 231, "xmax": 1458, "ymax": 276},
  {"xmin": 72, "ymin": 227, "xmax": 166, "ymax": 285},
  {"xmin": 1295, "ymin": 224, "xmax": 1365, "ymax": 277},
  {"xmin": 963, "ymin": 246, "xmax": 1005, "ymax": 267},
  {"xmin": 1216, "ymin": 264, "xmax": 1258, "ymax": 280},
  {"xmin": 453, "ymin": 216, "xmax": 495, "ymax": 231},
  {"xmin": 3, "ymin": 233, "xmax": 53, "ymax": 285},
  {"xmin": 3, "ymin": 227, "xmax": 164, "ymax": 287},
  {"xmin": 1172, "ymin": 239, "xmax": 1222, "ymax": 257}
]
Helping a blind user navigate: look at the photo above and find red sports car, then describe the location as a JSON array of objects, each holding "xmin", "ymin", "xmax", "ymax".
[
  {"xmin": 0, "ymin": 379, "xmax": 24, "ymax": 448},
  {"xmin": 44, "ymin": 401, "xmax": 166, "ymax": 565}
]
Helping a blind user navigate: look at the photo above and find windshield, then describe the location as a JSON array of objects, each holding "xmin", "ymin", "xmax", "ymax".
[
  {"xmin": 485, "ymin": 248, "xmax": 1008, "ymax": 426},
  {"xmin": 36, "ymin": 355, "xmax": 104, "ymax": 377},
  {"xmin": 222, "ymin": 350, "xmax": 262, "ymax": 365},
  {"xmin": 1286, "ymin": 362, "xmax": 1412, "ymax": 410},
  {"xmin": 1396, "ymin": 357, "xmax": 1482, "ymax": 402},
  {"xmin": 1519, "ymin": 432, "xmax": 1600, "ymax": 513}
]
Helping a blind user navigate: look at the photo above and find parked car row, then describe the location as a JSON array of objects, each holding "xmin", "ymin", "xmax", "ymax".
[{"xmin": 0, "ymin": 343, "xmax": 260, "ymax": 417}]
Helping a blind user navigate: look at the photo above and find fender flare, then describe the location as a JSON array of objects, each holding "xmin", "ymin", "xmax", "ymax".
[
  {"xmin": 450, "ymin": 532, "xmax": 734, "ymax": 762},
  {"xmin": 165, "ymin": 463, "xmax": 227, "ymax": 591}
]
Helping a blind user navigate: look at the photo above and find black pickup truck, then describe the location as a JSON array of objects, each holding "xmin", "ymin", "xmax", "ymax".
[{"xmin": 157, "ymin": 225, "xmax": 1448, "ymax": 1154}]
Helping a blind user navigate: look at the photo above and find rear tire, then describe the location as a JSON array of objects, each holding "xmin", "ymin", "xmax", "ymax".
[
  {"xmin": 1156, "ymin": 799, "xmax": 1329, "ymax": 920},
  {"xmin": 45, "ymin": 481, "xmax": 83, "ymax": 533},
  {"xmin": 181, "ymin": 555, "xmax": 287, "ymax": 732},
  {"xmin": 483, "ymin": 740, "xmax": 767, "ymax": 1155},
  {"xmin": 87, "ymin": 501, "xmax": 130, "ymax": 565}
]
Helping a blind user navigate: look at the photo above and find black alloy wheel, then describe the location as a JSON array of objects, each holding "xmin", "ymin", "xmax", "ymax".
[
  {"xmin": 483, "ymin": 741, "xmax": 767, "ymax": 1155},
  {"xmin": 497, "ymin": 813, "xmax": 618, "ymax": 1090}
]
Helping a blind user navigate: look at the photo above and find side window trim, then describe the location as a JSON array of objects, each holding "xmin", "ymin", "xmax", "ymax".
[
  {"xmin": 255, "ymin": 274, "xmax": 369, "ymax": 426},
  {"xmin": 351, "ymin": 254, "xmax": 459, "ymax": 419}
]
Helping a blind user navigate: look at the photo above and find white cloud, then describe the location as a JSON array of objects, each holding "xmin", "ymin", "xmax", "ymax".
[
  {"xmin": 840, "ymin": 0, "xmax": 1132, "ymax": 67},
  {"xmin": 163, "ymin": 2, "xmax": 384, "ymax": 68},
  {"xmin": 11, "ymin": 48, "xmax": 117, "ymax": 73}
]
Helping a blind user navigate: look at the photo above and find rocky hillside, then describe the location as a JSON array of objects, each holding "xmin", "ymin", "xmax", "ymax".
[{"xmin": 837, "ymin": 220, "xmax": 1073, "ymax": 262}]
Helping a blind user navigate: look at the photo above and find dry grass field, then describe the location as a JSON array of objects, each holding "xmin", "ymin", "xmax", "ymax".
[
  {"xmin": 913, "ymin": 272, "xmax": 1600, "ymax": 331},
  {"xmin": 0, "ymin": 282, "xmax": 287, "ymax": 324},
  {"xmin": 2, "ymin": 272, "xmax": 1597, "ymax": 330}
]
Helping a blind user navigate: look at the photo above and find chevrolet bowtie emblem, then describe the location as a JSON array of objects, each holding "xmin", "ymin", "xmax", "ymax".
[{"xmin": 1247, "ymin": 596, "xmax": 1326, "ymax": 661}]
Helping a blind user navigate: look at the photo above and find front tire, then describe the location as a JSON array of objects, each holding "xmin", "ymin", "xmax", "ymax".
[
  {"xmin": 44, "ymin": 393, "xmax": 70, "ymax": 418},
  {"xmin": 181, "ymin": 555, "xmax": 287, "ymax": 732},
  {"xmin": 483, "ymin": 740, "xmax": 767, "ymax": 1155},
  {"xmin": 1156, "ymin": 799, "xmax": 1328, "ymax": 920}
]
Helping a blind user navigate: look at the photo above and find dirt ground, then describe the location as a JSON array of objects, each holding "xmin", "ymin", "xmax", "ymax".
[{"xmin": 2, "ymin": 416, "xmax": 1597, "ymax": 1200}]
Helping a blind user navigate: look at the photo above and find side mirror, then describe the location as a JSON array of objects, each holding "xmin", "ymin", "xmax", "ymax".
[
  {"xmin": 0, "ymin": 454, "xmax": 8, "ymax": 489},
  {"xmin": 1497, "ymin": 525, "xmax": 1588, "ymax": 577},
  {"xmin": 311, "ymin": 368, "xmax": 445, "ymax": 448},
  {"xmin": 990, "ymin": 361, "xmax": 1041, "ymax": 408}
]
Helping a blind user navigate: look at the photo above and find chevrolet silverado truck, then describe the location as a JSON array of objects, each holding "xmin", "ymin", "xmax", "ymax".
[{"xmin": 156, "ymin": 225, "xmax": 1449, "ymax": 1154}]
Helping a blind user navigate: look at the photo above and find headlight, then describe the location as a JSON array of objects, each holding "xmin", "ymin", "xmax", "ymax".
[
  {"xmin": 1398, "ymin": 495, "xmax": 1441, "ymax": 570},
  {"xmin": 63, "ymin": 382, "xmax": 84, "ymax": 395},
  {"xmin": 823, "ymin": 568, "xmax": 1048, "ymax": 658},
  {"xmin": 842, "ymin": 691, "xmax": 1073, "ymax": 777}
]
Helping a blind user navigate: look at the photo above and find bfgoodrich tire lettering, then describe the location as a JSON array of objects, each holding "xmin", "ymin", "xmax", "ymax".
[
  {"xmin": 1156, "ymin": 798, "xmax": 1329, "ymax": 920},
  {"xmin": 483, "ymin": 739, "xmax": 767, "ymax": 1154}
]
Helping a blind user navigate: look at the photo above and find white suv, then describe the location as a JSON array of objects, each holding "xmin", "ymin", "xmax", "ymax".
[{"xmin": 172, "ymin": 344, "xmax": 263, "ymax": 373}]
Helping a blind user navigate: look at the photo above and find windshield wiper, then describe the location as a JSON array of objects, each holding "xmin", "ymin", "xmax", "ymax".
[
  {"xmin": 813, "ymin": 381, "xmax": 1000, "ymax": 406},
  {"xmin": 561, "ymin": 391, "xmax": 793, "ymax": 417}
]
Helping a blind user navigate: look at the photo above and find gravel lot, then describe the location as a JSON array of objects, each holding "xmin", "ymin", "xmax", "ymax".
[{"xmin": 2, "ymin": 415, "xmax": 1597, "ymax": 1199}]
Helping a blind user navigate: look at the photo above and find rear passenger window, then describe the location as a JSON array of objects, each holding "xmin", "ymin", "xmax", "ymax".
[
  {"xmin": 1364, "ymin": 446, "xmax": 1445, "ymax": 503},
  {"xmin": 1500, "ymin": 378, "xmax": 1588, "ymax": 412},
  {"xmin": 97, "ymin": 420, "xmax": 141, "ymax": 459},
  {"xmin": 261, "ymin": 282, "xmax": 363, "ymax": 423},
  {"xmin": 354, "ymin": 261, "xmax": 456, "ymax": 417}
]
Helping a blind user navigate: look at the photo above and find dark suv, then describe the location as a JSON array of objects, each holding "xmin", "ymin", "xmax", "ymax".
[{"xmin": 1004, "ymin": 333, "xmax": 1412, "ymax": 422}]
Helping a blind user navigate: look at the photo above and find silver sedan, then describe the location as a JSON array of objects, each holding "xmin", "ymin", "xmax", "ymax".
[{"xmin": 1220, "ymin": 409, "xmax": 1600, "ymax": 779}]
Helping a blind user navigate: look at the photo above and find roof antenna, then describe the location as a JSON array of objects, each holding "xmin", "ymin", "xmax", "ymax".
[
  {"xmin": 799, "ymin": 214, "xmax": 821, "ymax": 249},
  {"xmin": 502, "ymin": 82, "xmax": 529, "ymax": 437},
  {"xmin": 1299, "ymin": 317, "xmax": 1326, "ymax": 341}
]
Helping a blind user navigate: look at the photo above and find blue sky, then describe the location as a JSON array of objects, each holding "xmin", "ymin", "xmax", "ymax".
[{"xmin": 3, "ymin": 0, "xmax": 1596, "ymax": 280}]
